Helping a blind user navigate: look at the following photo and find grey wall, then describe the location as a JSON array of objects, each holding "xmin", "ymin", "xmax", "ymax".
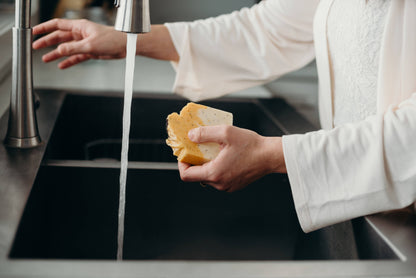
[{"xmin": 149, "ymin": 0, "xmax": 256, "ymax": 23}]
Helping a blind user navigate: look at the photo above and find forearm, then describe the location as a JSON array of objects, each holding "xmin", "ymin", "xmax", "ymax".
[{"xmin": 137, "ymin": 24, "xmax": 179, "ymax": 62}]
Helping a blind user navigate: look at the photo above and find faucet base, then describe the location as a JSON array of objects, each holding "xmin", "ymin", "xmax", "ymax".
[
  {"xmin": 4, "ymin": 27, "xmax": 42, "ymax": 149},
  {"xmin": 4, "ymin": 135, "xmax": 42, "ymax": 149}
]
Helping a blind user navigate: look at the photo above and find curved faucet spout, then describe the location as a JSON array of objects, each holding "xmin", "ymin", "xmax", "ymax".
[{"xmin": 114, "ymin": 0, "xmax": 151, "ymax": 34}]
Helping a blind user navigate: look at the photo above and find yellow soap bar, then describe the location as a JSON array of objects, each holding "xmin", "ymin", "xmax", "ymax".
[{"xmin": 166, "ymin": 102, "xmax": 233, "ymax": 165}]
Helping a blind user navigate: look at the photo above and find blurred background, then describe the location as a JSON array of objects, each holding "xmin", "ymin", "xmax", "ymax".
[{"xmin": 38, "ymin": 0, "xmax": 260, "ymax": 24}]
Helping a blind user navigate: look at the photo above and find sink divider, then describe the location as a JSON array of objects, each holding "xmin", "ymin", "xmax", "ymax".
[{"xmin": 42, "ymin": 159, "xmax": 179, "ymax": 170}]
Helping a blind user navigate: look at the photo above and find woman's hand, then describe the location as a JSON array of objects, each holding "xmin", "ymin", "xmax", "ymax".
[
  {"xmin": 33, "ymin": 18, "xmax": 179, "ymax": 69},
  {"xmin": 32, "ymin": 18, "xmax": 127, "ymax": 69},
  {"xmin": 178, "ymin": 126, "xmax": 286, "ymax": 192}
]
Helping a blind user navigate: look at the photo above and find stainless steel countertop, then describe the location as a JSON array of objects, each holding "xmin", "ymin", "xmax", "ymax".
[{"xmin": 0, "ymin": 90, "xmax": 415, "ymax": 278}]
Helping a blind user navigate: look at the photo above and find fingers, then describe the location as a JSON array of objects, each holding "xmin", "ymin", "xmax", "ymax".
[
  {"xmin": 41, "ymin": 48, "xmax": 60, "ymax": 62},
  {"xmin": 41, "ymin": 46, "xmax": 91, "ymax": 68},
  {"xmin": 179, "ymin": 161, "xmax": 233, "ymax": 192},
  {"xmin": 58, "ymin": 54, "xmax": 91, "ymax": 69},
  {"xmin": 33, "ymin": 18, "xmax": 80, "ymax": 36},
  {"xmin": 178, "ymin": 162, "xmax": 210, "ymax": 183},
  {"xmin": 188, "ymin": 125, "xmax": 232, "ymax": 144},
  {"xmin": 178, "ymin": 126, "xmax": 265, "ymax": 193},
  {"xmin": 41, "ymin": 40, "xmax": 93, "ymax": 63},
  {"xmin": 57, "ymin": 39, "xmax": 93, "ymax": 56},
  {"xmin": 33, "ymin": 30, "xmax": 74, "ymax": 49}
]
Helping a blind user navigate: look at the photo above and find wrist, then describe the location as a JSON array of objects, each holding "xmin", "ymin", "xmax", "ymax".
[
  {"xmin": 262, "ymin": 137, "xmax": 287, "ymax": 174},
  {"xmin": 136, "ymin": 25, "xmax": 179, "ymax": 62}
]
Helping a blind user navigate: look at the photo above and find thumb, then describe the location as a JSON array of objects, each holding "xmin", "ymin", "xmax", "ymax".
[{"xmin": 188, "ymin": 125, "xmax": 230, "ymax": 144}]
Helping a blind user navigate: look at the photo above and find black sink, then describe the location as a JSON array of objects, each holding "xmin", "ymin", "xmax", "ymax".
[
  {"xmin": 9, "ymin": 93, "xmax": 400, "ymax": 262},
  {"xmin": 11, "ymin": 167, "xmax": 299, "ymax": 260},
  {"xmin": 10, "ymin": 166, "xmax": 399, "ymax": 261}
]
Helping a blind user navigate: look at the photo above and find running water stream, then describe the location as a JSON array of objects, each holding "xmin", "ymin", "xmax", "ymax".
[{"xmin": 117, "ymin": 33, "xmax": 138, "ymax": 260}]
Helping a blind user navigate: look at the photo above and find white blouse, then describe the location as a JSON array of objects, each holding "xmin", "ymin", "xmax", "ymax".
[
  {"xmin": 328, "ymin": 0, "xmax": 391, "ymax": 127},
  {"xmin": 165, "ymin": 0, "xmax": 416, "ymax": 232}
]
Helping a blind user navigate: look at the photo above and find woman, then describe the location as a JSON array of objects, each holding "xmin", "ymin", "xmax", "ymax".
[{"xmin": 32, "ymin": 0, "xmax": 416, "ymax": 232}]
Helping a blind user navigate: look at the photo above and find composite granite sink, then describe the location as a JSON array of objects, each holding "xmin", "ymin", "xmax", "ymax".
[
  {"xmin": 10, "ymin": 165, "xmax": 399, "ymax": 261},
  {"xmin": 1, "ymin": 90, "xmax": 414, "ymax": 277},
  {"xmin": 10, "ymin": 93, "xmax": 399, "ymax": 261}
]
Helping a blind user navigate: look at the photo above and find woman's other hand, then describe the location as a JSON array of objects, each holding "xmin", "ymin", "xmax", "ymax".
[
  {"xmin": 178, "ymin": 126, "xmax": 287, "ymax": 192},
  {"xmin": 32, "ymin": 19, "xmax": 127, "ymax": 69}
]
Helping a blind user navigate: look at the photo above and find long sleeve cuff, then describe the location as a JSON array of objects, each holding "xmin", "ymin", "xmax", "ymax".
[
  {"xmin": 282, "ymin": 134, "xmax": 315, "ymax": 232},
  {"xmin": 165, "ymin": 22, "xmax": 206, "ymax": 101}
]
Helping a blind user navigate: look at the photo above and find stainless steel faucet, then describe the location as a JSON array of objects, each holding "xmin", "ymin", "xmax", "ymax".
[
  {"xmin": 3, "ymin": 0, "xmax": 150, "ymax": 148},
  {"xmin": 4, "ymin": 0, "xmax": 41, "ymax": 148},
  {"xmin": 114, "ymin": 0, "xmax": 151, "ymax": 33}
]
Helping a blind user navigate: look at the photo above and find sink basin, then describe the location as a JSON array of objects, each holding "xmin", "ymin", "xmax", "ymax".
[
  {"xmin": 2, "ymin": 90, "xmax": 415, "ymax": 278},
  {"xmin": 45, "ymin": 94, "xmax": 285, "ymax": 162},
  {"xmin": 10, "ymin": 167, "xmax": 296, "ymax": 260},
  {"xmin": 9, "ymin": 93, "xmax": 399, "ymax": 262},
  {"xmin": 9, "ymin": 166, "xmax": 398, "ymax": 261}
]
